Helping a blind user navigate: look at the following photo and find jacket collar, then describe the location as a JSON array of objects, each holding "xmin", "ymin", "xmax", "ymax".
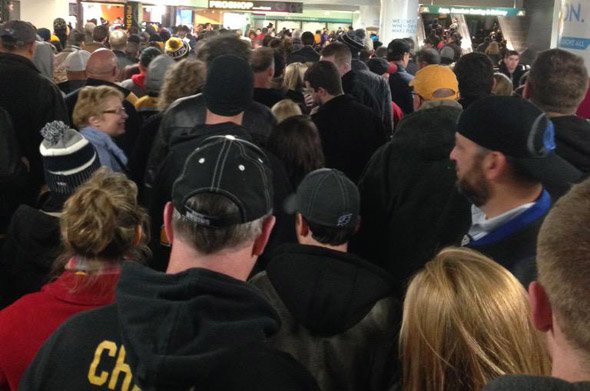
[{"xmin": 0, "ymin": 52, "xmax": 39, "ymax": 73}]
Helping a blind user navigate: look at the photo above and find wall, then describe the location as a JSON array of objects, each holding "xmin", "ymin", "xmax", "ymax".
[{"xmin": 20, "ymin": 0, "xmax": 69, "ymax": 29}]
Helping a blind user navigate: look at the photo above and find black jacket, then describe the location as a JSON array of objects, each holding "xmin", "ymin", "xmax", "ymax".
[
  {"xmin": 311, "ymin": 94, "xmax": 387, "ymax": 183},
  {"xmin": 286, "ymin": 46, "xmax": 320, "ymax": 64},
  {"xmin": 552, "ymin": 115, "xmax": 590, "ymax": 174},
  {"xmin": 352, "ymin": 103, "xmax": 465, "ymax": 290},
  {"xmin": 65, "ymin": 78, "xmax": 142, "ymax": 159},
  {"xmin": 21, "ymin": 262, "xmax": 318, "ymax": 391},
  {"xmin": 147, "ymin": 122, "xmax": 295, "ymax": 272},
  {"xmin": 144, "ymin": 93, "xmax": 276, "ymax": 193},
  {"xmin": 250, "ymin": 243, "xmax": 401, "ymax": 391},
  {"xmin": 253, "ymin": 88, "xmax": 285, "ymax": 108},
  {"xmin": 484, "ymin": 375, "xmax": 590, "ymax": 391},
  {"xmin": 342, "ymin": 70, "xmax": 393, "ymax": 132},
  {"xmin": 388, "ymin": 65, "xmax": 414, "ymax": 115},
  {"xmin": 0, "ymin": 204, "xmax": 61, "ymax": 308},
  {"xmin": 0, "ymin": 53, "xmax": 69, "ymax": 185}
]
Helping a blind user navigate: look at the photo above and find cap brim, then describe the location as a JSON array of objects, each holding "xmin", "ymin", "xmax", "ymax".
[{"xmin": 517, "ymin": 152, "xmax": 583, "ymax": 188}]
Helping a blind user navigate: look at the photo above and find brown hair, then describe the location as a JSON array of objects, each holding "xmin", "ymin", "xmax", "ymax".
[
  {"xmin": 267, "ymin": 115, "xmax": 324, "ymax": 187},
  {"xmin": 401, "ymin": 247, "xmax": 550, "ymax": 391},
  {"xmin": 158, "ymin": 58, "xmax": 206, "ymax": 111},
  {"xmin": 72, "ymin": 85, "xmax": 124, "ymax": 128},
  {"xmin": 320, "ymin": 42, "xmax": 352, "ymax": 67},
  {"xmin": 537, "ymin": 178, "xmax": 590, "ymax": 354},
  {"xmin": 251, "ymin": 46, "xmax": 274, "ymax": 73},
  {"xmin": 528, "ymin": 48, "xmax": 589, "ymax": 114},
  {"xmin": 56, "ymin": 168, "xmax": 149, "ymax": 270}
]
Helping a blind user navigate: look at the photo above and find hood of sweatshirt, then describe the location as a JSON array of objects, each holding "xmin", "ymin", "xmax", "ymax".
[
  {"xmin": 263, "ymin": 243, "xmax": 396, "ymax": 336},
  {"xmin": 116, "ymin": 262, "xmax": 281, "ymax": 390}
]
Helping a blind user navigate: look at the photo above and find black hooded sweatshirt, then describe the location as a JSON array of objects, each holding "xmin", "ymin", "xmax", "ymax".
[
  {"xmin": 21, "ymin": 262, "xmax": 319, "ymax": 391},
  {"xmin": 250, "ymin": 243, "xmax": 401, "ymax": 391}
]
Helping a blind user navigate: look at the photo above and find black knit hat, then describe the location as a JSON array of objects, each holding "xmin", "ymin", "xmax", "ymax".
[
  {"xmin": 203, "ymin": 54, "xmax": 253, "ymax": 116},
  {"xmin": 367, "ymin": 57, "xmax": 389, "ymax": 75},
  {"xmin": 457, "ymin": 96, "xmax": 582, "ymax": 185},
  {"xmin": 285, "ymin": 168, "xmax": 360, "ymax": 228},
  {"xmin": 338, "ymin": 28, "xmax": 366, "ymax": 53},
  {"xmin": 39, "ymin": 121, "xmax": 101, "ymax": 194},
  {"xmin": 172, "ymin": 135, "xmax": 273, "ymax": 228}
]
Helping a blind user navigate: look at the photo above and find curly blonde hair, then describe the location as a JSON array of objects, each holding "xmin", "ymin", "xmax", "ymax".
[
  {"xmin": 72, "ymin": 85, "xmax": 124, "ymax": 128},
  {"xmin": 158, "ymin": 58, "xmax": 206, "ymax": 111}
]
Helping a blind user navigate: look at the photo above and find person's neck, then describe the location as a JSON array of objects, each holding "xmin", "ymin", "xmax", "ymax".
[
  {"xmin": 166, "ymin": 239, "xmax": 253, "ymax": 281},
  {"xmin": 320, "ymin": 93, "xmax": 340, "ymax": 105},
  {"xmin": 205, "ymin": 110, "xmax": 243, "ymax": 125},
  {"xmin": 480, "ymin": 183, "xmax": 543, "ymax": 219},
  {"xmin": 0, "ymin": 49, "xmax": 32, "ymax": 60},
  {"xmin": 545, "ymin": 111, "xmax": 576, "ymax": 118},
  {"xmin": 299, "ymin": 236, "xmax": 348, "ymax": 253},
  {"xmin": 550, "ymin": 326, "xmax": 590, "ymax": 383},
  {"xmin": 253, "ymin": 73, "xmax": 272, "ymax": 89}
]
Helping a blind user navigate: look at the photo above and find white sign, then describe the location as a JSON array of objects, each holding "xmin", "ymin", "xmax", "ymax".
[{"xmin": 559, "ymin": 1, "xmax": 590, "ymax": 72}]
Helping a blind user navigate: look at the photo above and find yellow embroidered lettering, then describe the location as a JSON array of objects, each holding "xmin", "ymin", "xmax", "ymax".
[
  {"xmin": 88, "ymin": 341, "xmax": 117, "ymax": 385},
  {"xmin": 108, "ymin": 345, "xmax": 135, "ymax": 391}
]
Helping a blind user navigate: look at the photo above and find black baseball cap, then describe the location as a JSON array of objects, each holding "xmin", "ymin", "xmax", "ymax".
[
  {"xmin": 285, "ymin": 168, "xmax": 360, "ymax": 228},
  {"xmin": 457, "ymin": 96, "xmax": 582, "ymax": 185},
  {"xmin": 172, "ymin": 135, "xmax": 273, "ymax": 228}
]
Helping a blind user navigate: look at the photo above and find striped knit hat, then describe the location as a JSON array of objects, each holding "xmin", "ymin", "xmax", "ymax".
[
  {"xmin": 165, "ymin": 37, "xmax": 190, "ymax": 60},
  {"xmin": 39, "ymin": 121, "xmax": 100, "ymax": 194}
]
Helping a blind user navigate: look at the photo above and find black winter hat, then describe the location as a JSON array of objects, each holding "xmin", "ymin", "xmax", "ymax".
[
  {"xmin": 203, "ymin": 54, "xmax": 253, "ymax": 116},
  {"xmin": 338, "ymin": 28, "xmax": 366, "ymax": 53}
]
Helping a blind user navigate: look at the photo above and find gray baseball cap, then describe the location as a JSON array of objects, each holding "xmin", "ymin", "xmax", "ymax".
[{"xmin": 1, "ymin": 20, "xmax": 37, "ymax": 48}]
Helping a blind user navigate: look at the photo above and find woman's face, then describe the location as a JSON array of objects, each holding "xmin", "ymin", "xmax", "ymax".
[{"xmin": 94, "ymin": 96, "xmax": 128, "ymax": 137}]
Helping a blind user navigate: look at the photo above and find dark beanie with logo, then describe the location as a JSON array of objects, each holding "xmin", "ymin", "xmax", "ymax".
[{"xmin": 203, "ymin": 54, "xmax": 254, "ymax": 116}]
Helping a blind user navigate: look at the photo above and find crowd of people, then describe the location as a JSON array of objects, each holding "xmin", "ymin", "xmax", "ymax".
[{"xmin": 0, "ymin": 14, "xmax": 589, "ymax": 391}]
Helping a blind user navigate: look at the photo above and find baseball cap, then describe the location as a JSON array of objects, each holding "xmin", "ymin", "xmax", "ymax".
[
  {"xmin": 63, "ymin": 50, "xmax": 91, "ymax": 72},
  {"xmin": 457, "ymin": 96, "xmax": 582, "ymax": 185},
  {"xmin": 172, "ymin": 135, "xmax": 273, "ymax": 228},
  {"xmin": 1, "ymin": 20, "xmax": 37, "ymax": 47},
  {"xmin": 285, "ymin": 168, "xmax": 360, "ymax": 229},
  {"xmin": 410, "ymin": 65, "xmax": 459, "ymax": 101}
]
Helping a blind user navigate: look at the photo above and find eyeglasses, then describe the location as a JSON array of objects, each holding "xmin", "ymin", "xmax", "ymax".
[{"xmin": 102, "ymin": 107, "xmax": 126, "ymax": 115}]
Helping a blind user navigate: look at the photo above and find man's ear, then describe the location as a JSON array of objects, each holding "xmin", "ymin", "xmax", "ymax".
[
  {"xmin": 295, "ymin": 213, "xmax": 310, "ymax": 238},
  {"xmin": 529, "ymin": 281, "xmax": 554, "ymax": 332},
  {"xmin": 483, "ymin": 151, "xmax": 508, "ymax": 181},
  {"xmin": 252, "ymin": 215, "xmax": 276, "ymax": 256},
  {"xmin": 163, "ymin": 202, "xmax": 175, "ymax": 245}
]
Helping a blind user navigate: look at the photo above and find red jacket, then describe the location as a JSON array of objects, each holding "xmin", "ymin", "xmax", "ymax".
[{"xmin": 0, "ymin": 270, "xmax": 119, "ymax": 390}]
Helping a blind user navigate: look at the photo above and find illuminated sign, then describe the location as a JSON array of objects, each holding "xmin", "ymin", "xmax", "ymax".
[
  {"xmin": 208, "ymin": 1, "xmax": 303, "ymax": 13},
  {"xmin": 419, "ymin": 5, "xmax": 524, "ymax": 17}
]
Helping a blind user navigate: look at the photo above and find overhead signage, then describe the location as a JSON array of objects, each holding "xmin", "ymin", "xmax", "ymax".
[
  {"xmin": 419, "ymin": 5, "xmax": 525, "ymax": 17},
  {"xmin": 208, "ymin": 1, "xmax": 303, "ymax": 13},
  {"xmin": 124, "ymin": 2, "xmax": 141, "ymax": 30},
  {"xmin": 558, "ymin": 1, "xmax": 590, "ymax": 72}
]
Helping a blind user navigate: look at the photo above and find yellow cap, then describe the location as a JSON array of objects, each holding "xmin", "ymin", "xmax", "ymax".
[{"xmin": 410, "ymin": 65, "xmax": 459, "ymax": 101}]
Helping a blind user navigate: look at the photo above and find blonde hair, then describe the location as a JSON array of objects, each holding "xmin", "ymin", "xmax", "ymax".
[
  {"xmin": 284, "ymin": 62, "xmax": 308, "ymax": 91},
  {"xmin": 400, "ymin": 247, "xmax": 550, "ymax": 391},
  {"xmin": 492, "ymin": 72, "xmax": 513, "ymax": 96},
  {"xmin": 158, "ymin": 58, "xmax": 206, "ymax": 111},
  {"xmin": 271, "ymin": 99, "xmax": 302, "ymax": 123},
  {"xmin": 57, "ymin": 168, "xmax": 149, "ymax": 267},
  {"xmin": 72, "ymin": 85, "xmax": 124, "ymax": 128}
]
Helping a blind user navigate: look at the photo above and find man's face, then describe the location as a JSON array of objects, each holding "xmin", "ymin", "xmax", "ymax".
[
  {"xmin": 450, "ymin": 133, "xmax": 490, "ymax": 207},
  {"xmin": 304, "ymin": 81, "xmax": 322, "ymax": 106},
  {"xmin": 504, "ymin": 55, "xmax": 519, "ymax": 72}
]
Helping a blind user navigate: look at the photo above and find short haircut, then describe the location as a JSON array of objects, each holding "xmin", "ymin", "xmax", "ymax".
[
  {"xmin": 454, "ymin": 52, "xmax": 494, "ymax": 98},
  {"xmin": 528, "ymin": 48, "xmax": 589, "ymax": 114},
  {"xmin": 415, "ymin": 48, "xmax": 441, "ymax": 66},
  {"xmin": 72, "ymin": 85, "xmax": 124, "ymax": 128},
  {"xmin": 537, "ymin": 178, "xmax": 590, "ymax": 355},
  {"xmin": 92, "ymin": 25, "xmax": 108, "ymax": 42},
  {"xmin": 68, "ymin": 31, "xmax": 86, "ymax": 47},
  {"xmin": 401, "ymin": 247, "xmax": 550, "ymax": 391},
  {"xmin": 505, "ymin": 50, "xmax": 519, "ymax": 58},
  {"xmin": 320, "ymin": 42, "xmax": 352, "ymax": 67},
  {"xmin": 307, "ymin": 219, "xmax": 356, "ymax": 246},
  {"xmin": 172, "ymin": 193, "xmax": 267, "ymax": 254},
  {"xmin": 196, "ymin": 34, "xmax": 251, "ymax": 65},
  {"xmin": 109, "ymin": 30, "xmax": 127, "ymax": 50},
  {"xmin": 251, "ymin": 46, "xmax": 274, "ymax": 73},
  {"xmin": 304, "ymin": 60, "xmax": 343, "ymax": 96},
  {"xmin": 301, "ymin": 31, "xmax": 314, "ymax": 46}
]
